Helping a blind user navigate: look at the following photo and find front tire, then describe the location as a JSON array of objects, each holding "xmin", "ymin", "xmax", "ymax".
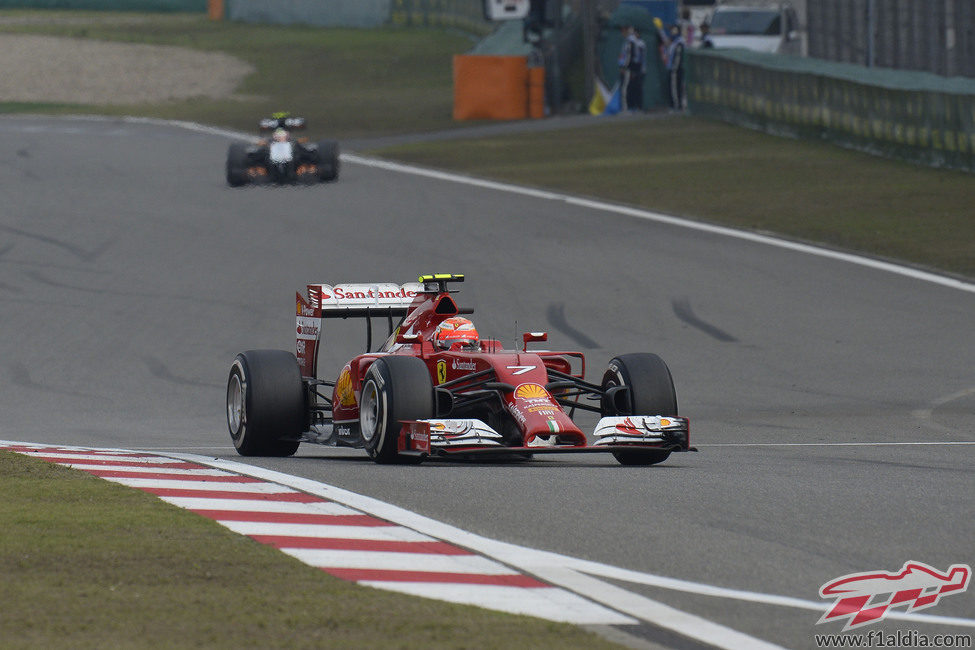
[
  {"xmin": 227, "ymin": 350, "xmax": 304, "ymax": 456},
  {"xmin": 601, "ymin": 353, "xmax": 678, "ymax": 466},
  {"xmin": 226, "ymin": 143, "xmax": 250, "ymax": 187},
  {"xmin": 316, "ymin": 140, "xmax": 339, "ymax": 182},
  {"xmin": 359, "ymin": 356, "xmax": 433, "ymax": 464}
]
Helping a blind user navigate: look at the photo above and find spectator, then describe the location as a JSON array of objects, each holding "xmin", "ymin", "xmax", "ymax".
[
  {"xmin": 617, "ymin": 25, "xmax": 635, "ymax": 111},
  {"xmin": 629, "ymin": 28, "xmax": 647, "ymax": 111},
  {"xmin": 680, "ymin": 7, "xmax": 696, "ymax": 47},
  {"xmin": 700, "ymin": 21, "xmax": 715, "ymax": 49},
  {"xmin": 666, "ymin": 23, "xmax": 686, "ymax": 111}
]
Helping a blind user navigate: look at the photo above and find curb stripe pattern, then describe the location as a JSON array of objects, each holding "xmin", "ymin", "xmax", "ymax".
[{"xmin": 1, "ymin": 443, "xmax": 632, "ymax": 624}]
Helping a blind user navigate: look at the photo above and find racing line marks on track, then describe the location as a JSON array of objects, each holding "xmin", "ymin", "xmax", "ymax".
[
  {"xmin": 546, "ymin": 302, "xmax": 600, "ymax": 349},
  {"xmin": 670, "ymin": 298, "xmax": 737, "ymax": 343}
]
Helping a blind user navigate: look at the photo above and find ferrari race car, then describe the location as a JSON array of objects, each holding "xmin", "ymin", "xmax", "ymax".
[
  {"xmin": 226, "ymin": 274, "xmax": 694, "ymax": 465},
  {"xmin": 226, "ymin": 114, "xmax": 339, "ymax": 186}
]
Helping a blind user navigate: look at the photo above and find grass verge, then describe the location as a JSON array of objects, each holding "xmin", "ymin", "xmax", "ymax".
[
  {"xmin": 0, "ymin": 11, "xmax": 473, "ymax": 137},
  {"xmin": 0, "ymin": 451, "xmax": 622, "ymax": 650},
  {"xmin": 370, "ymin": 115, "xmax": 975, "ymax": 279}
]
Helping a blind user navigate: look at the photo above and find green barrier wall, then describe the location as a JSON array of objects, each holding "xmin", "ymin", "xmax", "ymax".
[
  {"xmin": 0, "ymin": 0, "xmax": 204, "ymax": 9},
  {"xmin": 389, "ymin": 0, "xmax": 492, "ymax": 36},
  {"xmin": 688, "ymin": 49, "xmax": 975, "ymax": 173}
]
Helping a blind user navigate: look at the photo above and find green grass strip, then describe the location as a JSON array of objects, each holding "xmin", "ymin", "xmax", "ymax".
[{"xmin": 371, "ymin": 115, "xmax": 975, "ymax": 279}]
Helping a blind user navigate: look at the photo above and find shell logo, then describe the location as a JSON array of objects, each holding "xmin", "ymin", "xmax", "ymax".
[
  {"xmin": 336, "ymin": 366, "xmax": 356, "ymax": 407},
  {"xmin": 514, "ymin": 383, "xmax": 549, "ymax": 400}
]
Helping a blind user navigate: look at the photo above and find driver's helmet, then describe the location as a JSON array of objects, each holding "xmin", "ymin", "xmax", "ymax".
[
  {"xmin": 272, "ymin": 128, "xmax": 288, "ymax": 142},
  {"xmin": 434, "ymin": 317, "xmax": 479, "ymax": 351}
]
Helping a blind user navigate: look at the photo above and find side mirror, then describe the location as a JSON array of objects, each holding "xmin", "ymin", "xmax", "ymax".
[
  {"xmin": 396, "ymin": 332, "xmax": 420, "ymax": 345},
  {"xmin": 522, "ymin": 331, "xmax": 547, "ymax": 351}
]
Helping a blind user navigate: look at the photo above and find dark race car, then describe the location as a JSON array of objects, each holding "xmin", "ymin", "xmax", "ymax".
[
  {"xmin": 226, "ymin": 274, "xmax": 694, "ymax": 465},
  {"xmin": 225, "ymin": 114, "xmax": 339, "ymax": 186}
]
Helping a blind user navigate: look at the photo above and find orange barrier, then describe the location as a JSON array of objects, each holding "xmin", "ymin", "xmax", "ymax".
[
  {"xmin": 454, "ymin": 55, "xmax": 545, "ymax": 121},
  {"xmin": 208, "ymin": 0, "xmax": 224, "ymax": 20},
  {"xmin": 527, "ymin": 65, "xmax": 545, "ymax": 119}
]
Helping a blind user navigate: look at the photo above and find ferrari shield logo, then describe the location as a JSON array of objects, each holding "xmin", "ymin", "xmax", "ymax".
[{"xmin": 436, "ymin": 360, "xmax": 447, "ymax": 385}]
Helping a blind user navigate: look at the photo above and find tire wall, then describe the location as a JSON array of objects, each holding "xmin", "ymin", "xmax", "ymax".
[
  {"xmin": 0, "ymin": 0, "xmax": 204, "ymax": 8},
  {"xmin": 687, "ymin": 49, "xmax": 975, "ymax": 173}
]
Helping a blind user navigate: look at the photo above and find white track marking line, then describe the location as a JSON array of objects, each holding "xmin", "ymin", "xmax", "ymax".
[
  {"xmin": 157, "ymin": 497, "xmax": 358, "ymax": 515},
  {"xmin": 338, "ymin": 153, "xmax": 975, "ymax": 296},
  {"xmin": 361, "ymin": 583, "xmax": 636, "ymax": 625},
  {"xmin": 19, "ymin": 451, "xmax": 188, "ymax": 463},
  {"xmin": 912, "ymin": 386, "xmax": 975, "ymax": 433},
  {"xmin": 533, "ymin": 566, "xmax": 785, "ymax": 650},
  {"xmin": 280, "ymin": 549, "xmax": 512, "ymax": 574},
  {"xmin": 217, "ymin": 521, "xmax": 434, "ymax": 542},
  {"xmin": 165, "ymin": 452, "xmax": 975, "ymax": 632},
  {"xmin": 97, "ymin": 477, "xmax": 293, "ymax": 492},
  {"xmin": 9, "ymin": 442, "xmax": 974, "ymax": 641},
  {"xmin": 21, "ymin": 116, "xmax": 975, "ymax": 296},
  {"xmin": 54, "ymin": 463, "xmax": 232, "ymax": 476}
]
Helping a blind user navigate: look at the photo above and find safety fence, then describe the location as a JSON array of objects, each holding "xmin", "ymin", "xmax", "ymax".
[
  {"xmin": 388, "ymin": 0, "xmax": 493, "ymax": 35},
  {"xmin": 688, "ymin": 49, "xmax": 975, "ymax": 172}
]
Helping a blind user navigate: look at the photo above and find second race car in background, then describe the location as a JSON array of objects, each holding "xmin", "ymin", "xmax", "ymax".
[{"xmin": 226, "ymin": 113, "xmax": 339, "ymax": 186}]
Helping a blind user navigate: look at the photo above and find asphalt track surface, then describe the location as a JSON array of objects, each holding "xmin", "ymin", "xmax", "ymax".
[{"xmin": 1, "ymin": 115, "xmax": 973, "ymax": 649}]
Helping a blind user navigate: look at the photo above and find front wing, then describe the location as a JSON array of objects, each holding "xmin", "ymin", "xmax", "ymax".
[{"xmin": 399, "ymin": 416, "xmax": 694, "ymax": 458}]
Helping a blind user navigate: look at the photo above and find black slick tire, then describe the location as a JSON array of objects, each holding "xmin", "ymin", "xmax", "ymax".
[
  {"xmin": 227, "ymin": 350, "xmax": 303, "ymax": 457},
  {"xmin": 601, "ymin": 353, "xmax": 678, "ymax": 466},
  {"xmin": 358, "ymin": 356, "xmax": 432, "ymax": 464},
  {"xmin": 316, "ymin": 140, "xmax": 339, "ymax": 182},
  {"xmin": 226, "ymin": 142, "xmax": 250, "ymax": 187}
]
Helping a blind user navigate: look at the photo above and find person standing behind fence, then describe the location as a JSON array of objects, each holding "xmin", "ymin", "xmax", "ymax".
[
  {"xmin": 618, "ymin": 25, "xmax": 635, "ymax": 112},
  {"xmin": 700, "ymin": 21, "xmax": 715, "ymax": 49},
  {"xmin": 627, "ymin": 28, "xmax": 647, "ymax": 111},
  {"xmin": 666, "ymin": 23, "xmax": 686, "ymax": 111}
]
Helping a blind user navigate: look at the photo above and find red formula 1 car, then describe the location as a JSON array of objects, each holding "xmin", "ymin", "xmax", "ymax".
[{"xmin": 226, "ymin": 274, "xmax": 693, "ymax": 465}]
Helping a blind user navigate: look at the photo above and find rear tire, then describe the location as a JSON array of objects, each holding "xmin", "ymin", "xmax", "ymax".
[
  {"xmin": 226, "ymin": 142, "xmax": 250, "ymax": 187},
  {"xmin": 227, "ymin": 350, "xmax": 303, "ymax": 456},
  {"xmin": 316, "ymin": 140, "xmax": 339, "ymax": 182},
  {"xmin": 601, "ymin": 353, "xmax": 677, "ymax": 466},
  {"xmin": 359, "ymin": 356, "xmax": 432, "ymax": 464}
]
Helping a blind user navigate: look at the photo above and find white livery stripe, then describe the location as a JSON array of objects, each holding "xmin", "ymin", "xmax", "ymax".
[
  {"xmin": 217, "ymin": 520, "xmax": 434, "ymax": 542},
  {"xmin": 157, "ymin": 497, "xmax": 359, "ymax": 515},
  {"xmin": 364, "ymin": 582, "xmax": 635, "ymax": 625},
  {"xmin": 280, "ymin": 549, "xmax": 510, "ymax": 574}
]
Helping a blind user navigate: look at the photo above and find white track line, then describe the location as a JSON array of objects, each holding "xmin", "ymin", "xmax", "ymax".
[
  {"xmin": 82, "ymin": 115, "xmax": 975, "ymax": 298},
  {"xmin": 338, "ymin": 153, "xmax": 975, "ymax": 297},
  {"xmin": 162, "ymin": 452, "xmax": 975, "ymax": 642}
]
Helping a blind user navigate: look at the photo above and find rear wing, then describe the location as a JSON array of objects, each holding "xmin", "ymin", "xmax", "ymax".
[{"xmin": 295, "ymin": 282, "xmax": 423, "ymax": 378}]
